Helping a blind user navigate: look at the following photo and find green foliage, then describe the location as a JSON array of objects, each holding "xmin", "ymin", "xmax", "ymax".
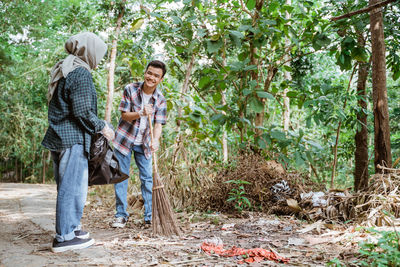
[
  {"xmin": 327, "ymin": 228, "xmax": 400, "ymax": 266},
  {"xmin": 1, "ymin": 0, "xmax": 399, "ymax": 193},
  {"xmin": 327, "ymin": 257, "xmax": 346, "ymax": 267},
  {"xmin": 357, "ymin": 228, "xmax": 400, "ymax": 267},
  {"xmin": 225, "ymin": 179, "xmax": 252, "ymax": 212}
]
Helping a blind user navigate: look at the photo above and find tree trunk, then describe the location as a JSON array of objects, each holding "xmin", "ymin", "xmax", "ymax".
[
  {"xmin": 282, "ymin": 0, "xmax": 291, "ymax": 132},
  {"xmin": 15, "ymin": 159, "xmax": 18, "ymax": 182},
  {"xmin": 176, "ymin": 54, "xmax": 195, "ymax": 130},
  {"xmin": 282, "ymin": 83, "xmax": 290, "ymax": 131},
  {"xmin": 354, "ymin": 35, "xmax": 370, "ymax": 191},
  {"xmin": 221, "ymin": 49, "xmax": 228, "ymax": 162},
  {"xmin": 222, "ymin": 89, "xmax": 228, "ymax": 162},
  {"xmin": 370, "ymin": 0, "xmax": 392, "ymax": 172},
  {"xmin": 172, "ymin": 54, "xmax": 195, "ymax": 166},
  {"xmin": 330, "ymin": 65, "xmax": 357, "ymax": 187},
  {"xmin": 105, "ymin": 1, "xmax": 126, "ymax": 122},
  {"xmin": 252, "ymin": 0, "xmax": 264, "ymax": 137}
]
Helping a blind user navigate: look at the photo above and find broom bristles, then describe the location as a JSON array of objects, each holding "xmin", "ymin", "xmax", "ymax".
[{"xmin": 152, "ymin": 172, "xmax": 181, "ymax": 236}]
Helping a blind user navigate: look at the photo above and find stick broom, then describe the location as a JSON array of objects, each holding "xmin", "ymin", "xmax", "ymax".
[{"xmin": 148, "ymin": 115, "xmax": 181, "ymax": 236}]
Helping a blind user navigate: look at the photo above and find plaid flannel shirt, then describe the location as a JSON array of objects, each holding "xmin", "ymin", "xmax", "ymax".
[
  {"xmin": 113, "ymin": 82, "xmax": 167, "ymax": 159},
  {"xmin": 42, "ymin": 67, "xmax": 105, "ymax": 155}
]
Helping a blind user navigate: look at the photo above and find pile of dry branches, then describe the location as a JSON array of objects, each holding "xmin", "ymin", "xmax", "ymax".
[
  {"xmin": 301, "ymin": 172, "xmax": 400, "ymax": 226},
  {"xmin": 192, "ymin": 152, "xmax": 321, "ymax": 213}
]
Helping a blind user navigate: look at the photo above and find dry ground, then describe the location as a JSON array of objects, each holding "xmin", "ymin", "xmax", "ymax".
[{"xmin": 0, "ymin": 183, "xmax": 369, "ymax": 266}]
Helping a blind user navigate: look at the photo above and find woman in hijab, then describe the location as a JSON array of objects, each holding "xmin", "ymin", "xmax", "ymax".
[{"xmin": 42, "ymin": 32, "xmax": 114, "ymax": 253}]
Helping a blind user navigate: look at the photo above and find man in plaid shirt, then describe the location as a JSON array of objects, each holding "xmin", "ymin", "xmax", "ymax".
[{"xmin": 111, "ymin": 60, "xmax": 167, "ymax": 228}]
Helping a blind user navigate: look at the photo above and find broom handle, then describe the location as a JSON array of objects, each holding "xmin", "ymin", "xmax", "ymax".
[{"xmin": 148, "ymin": 114, "xmax": 158, "ymax": 171}]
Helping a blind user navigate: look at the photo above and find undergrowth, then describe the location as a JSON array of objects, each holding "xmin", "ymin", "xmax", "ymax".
[{"xmin": 328, "ymin": 227, "xmax": 400, "ymax": 267}]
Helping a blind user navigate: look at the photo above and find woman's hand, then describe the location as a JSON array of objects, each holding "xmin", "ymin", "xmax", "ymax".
[{"xmin": 101, "ymin": 123, "xmax": 115, "ymax": 141}]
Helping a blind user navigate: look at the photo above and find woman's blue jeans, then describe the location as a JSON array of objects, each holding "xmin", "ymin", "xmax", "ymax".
[
  {"xmin": 51, "ymin": 144, "xmax": 88, "ymax": 242},
  {"xmin": 114, "ymin": 145, "xmax": 153, "ymax": 221}
]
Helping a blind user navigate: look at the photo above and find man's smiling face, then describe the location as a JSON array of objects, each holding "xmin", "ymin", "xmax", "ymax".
[{"xmin": 144, "ymin": 66, "xmax": 164, "ymax": 90}]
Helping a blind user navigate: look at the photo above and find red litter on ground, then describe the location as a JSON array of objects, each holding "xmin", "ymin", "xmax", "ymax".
[{"xmin": 201, "ymin": 240, "xmax": 289, "ymax": 264}]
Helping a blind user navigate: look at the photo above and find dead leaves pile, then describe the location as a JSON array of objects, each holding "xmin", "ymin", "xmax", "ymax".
[
  {"xmin": 300, "ymin": 172, "xmax": 400, "ymax": 227},
  {"xmin": 184, "ymin": 152, "xmax": 400, "ymax": 227},
  {"xmin": 193, "ymin": 152, "xmax": 322, "ymax": 213}
]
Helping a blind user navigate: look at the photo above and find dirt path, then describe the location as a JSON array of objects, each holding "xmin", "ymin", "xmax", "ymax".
[{"xmin": 0, "ymin": 183, "xmax": 358, "ymax": 266}]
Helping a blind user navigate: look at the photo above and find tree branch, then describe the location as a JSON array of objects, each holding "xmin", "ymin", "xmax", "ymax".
[
  {"xmin": 239, "ymin": 0, "xmax": 254, "ymax": 18},
  {"xmin": 331, "ymin": 0, "xmax": 398, "ymax": 21},
  {"xmin": 189, "ymin": 81, "xmax": 219, "ymax": 114}
]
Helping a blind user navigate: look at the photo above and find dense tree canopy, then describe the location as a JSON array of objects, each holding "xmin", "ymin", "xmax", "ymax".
[{"xmin": 0, "ymin": 0, "xmax": 399, "ymax": 191}]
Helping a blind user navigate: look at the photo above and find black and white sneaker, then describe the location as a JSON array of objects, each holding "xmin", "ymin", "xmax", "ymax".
[
  {"xmin": 74, "ymin": 230, "xmax": 90, "ymax": 239},
  {"xmin": 144, "ymin": 220, "xmax": 151, "ymax": 229},
  {"xmin": 51, "ymin": 237, "xmax": 94, "ymax": 253},
  {"xmin": 110, "ymin": 217, "xmax": 127, "ymax": 228}
]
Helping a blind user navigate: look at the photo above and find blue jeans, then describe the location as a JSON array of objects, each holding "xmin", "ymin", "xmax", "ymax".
[
  {"xmin": 51, "ymin": 144, "xmax": 88, "ymax": 242},
  {"xmin": 114, "ymin": 145, "xmax": 153, "ymax": 221}
]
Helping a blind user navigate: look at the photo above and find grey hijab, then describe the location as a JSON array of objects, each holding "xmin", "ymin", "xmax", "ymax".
[{"xmin": 47, "ymin": 32, "xmax": 107, "ymax": 102}]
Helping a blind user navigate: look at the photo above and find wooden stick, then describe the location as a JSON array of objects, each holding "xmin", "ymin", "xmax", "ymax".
[
  {"xmin": 148, "ymin": 114, "xmax": 158, "ymax": 171},
  {"xmin": 331, "ymin": 0, "xmax": 398, "ymax": 21},
  {"xmin": 376, "ymin": 164, "xmax": 400, "ymax": 172}
]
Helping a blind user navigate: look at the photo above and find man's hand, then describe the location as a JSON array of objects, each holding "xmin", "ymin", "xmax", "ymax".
[
  {"xmin": 139, "ymin": 104, "xmax": 153, "ymax": 117},
  {"xmin": 150, "ymin": 138, "xmax": 160, "ymax": 152},
  {"xmin": 101, "ymin": 123, "xmax": 115, "ymax": 141}
]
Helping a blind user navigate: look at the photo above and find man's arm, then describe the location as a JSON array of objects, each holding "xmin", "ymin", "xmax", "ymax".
[
  {"xmin": 121, "ymin": 104, "xmax": 153, "ymax": 122},
  {"xmin": 121, "ymin": 111, "xmax": 141, "ymax": 121},
  {"xmin": 151, "ymin": 123, "xmax": 163, "ymax": 151}
]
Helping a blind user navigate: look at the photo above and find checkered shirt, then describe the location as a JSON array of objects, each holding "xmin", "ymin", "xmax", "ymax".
[
  {"xmin": 42, "ymin": 67, "xmax": 105, "ymax": 155},
  {"xmin": 113, "ymin": 82, "xmax": 167, "ymax": 159}
]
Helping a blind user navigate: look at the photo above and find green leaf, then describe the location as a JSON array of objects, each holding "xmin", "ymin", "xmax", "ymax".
[
  {"xmin": 238, "ymin": 52, "xmax": 248, "ymax": 61},
  {"xmin": 256, "ymin": 136, "xmax": 267, "ymax": 149},
  {"xmin": 263, "ymin": 19, "xmax": 277, "ymax": 26},
  {"xmin": 283, "ymin": 65, "xmax": 293, "ymax": 72},
  {"xmin": 156, "ymin": 17, "xmax": 168, "ymax": 23},
  {"xmin": 270, "ymin": 129, "xmax": 286, "ymax": 141},
  {"xmin": 244, "ymin": 64, "xmax": 257, "ymax": 71},
  {"xmin": 286, "ymin": 91, "xmax": 298, "ymax": 98},
  {"xmin": 294, "ymin": 151, "xmax": 305, "ymax": 166},
  {"xmin": 283, "ymin": 5, "xmax": 294, "ymax": 14},
  {"xmin": 171, "ymin": 15, "xmax": 182, "ymax": 25},
  {"xmin": 393, "ymin": 69, "xmax": 400, "ymax": 81},
  {"xmin": 337, "ymin": 52, "xmax": 352, "ymax": 70},
  {"xmin": 213, "ymin": 92, "xmax": 222, "ymax": 103},
  {"xmin": 210, "ymin": 34, "xmax": 220, "ymax": 41},
  {"xmin": 228, "ymin": 30, "xmax": 244, "ymax": 39},
  {"xmin": 269, "ymin": 1, "xmax": 279, "ymax": 12},
  {"xmin": 199, "ymin": 76, "xmax": 211, "ymax": 89},
  {"xmin": 227, "ymin": 197, "xmax": 236, "ymax": 202},
  {"xmin": 131, "ymin": 18, "xmax": 144, "ymax": 32},
  {"xmin": 229, "ymin": 30, "xmax": 244, "ymax": 47},
  {"xmin": 256, "ymin": 91, "xmax": 274, "ymax": 99},
  {"xmin": 242, "ymin": 197, "xmax": 251, "ymax": 207},
  {"xmin": 351, "ymin": 47, "xmax": 368, "ymax": 62},
  {"xmin": 312, "ymin": 33, "xmax": 331, "ymax": 50},
  {"xmin": 206, "ymin": 40, "xmax": 223, "ymax": 54},
  {"xmin": 306, "ymin": 140, "xmax": 323, "ymax": 150},
  {"xmin": 166, "ymin": 100, "xmax": 174, "ymax": 111},
  {"xmin": 243, "ymin": 89, "xmax": 252, "ymax": 96},
  {"xmin": 248, "ymin": 97, "xmax": 264, "ymax": 113},
  {"xmin": 246, "ymin": 0, "xmax": 256, "ymax": 10},
  {"xmin": 211, "ymin": 113, "xmax": 225, "ymax": 123}
]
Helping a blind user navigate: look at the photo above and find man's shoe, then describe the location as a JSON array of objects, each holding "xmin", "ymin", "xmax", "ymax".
[
  {"xmin": 75, "ymin": 230, "xmax": 90, "ymax": 239},
  {"xmin": 51, "ymin": 237, "xmax": 94, "ymax": 253},
  {"xmin": 111, "ymin": 217, "xmax": 127, "ymax": 228},
  {"xmin": 144, "ymin": 220, "xmax": 151, "ymax": 229}
]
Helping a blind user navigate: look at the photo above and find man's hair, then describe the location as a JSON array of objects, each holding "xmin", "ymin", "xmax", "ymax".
[{"xmin": 145, "ymin": 60, "xmax": 167, "ymax": 77}]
